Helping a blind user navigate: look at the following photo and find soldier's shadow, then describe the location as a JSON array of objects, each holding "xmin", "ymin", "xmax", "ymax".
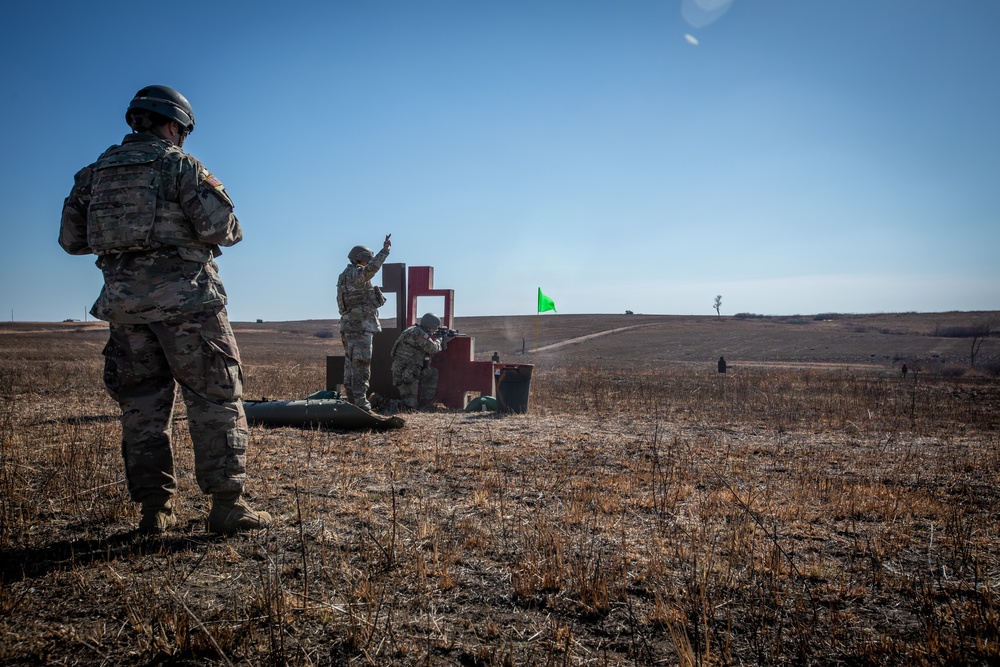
[{"xmin": 0, "ymin": 526, "xmax": 220, "ymax": 585}]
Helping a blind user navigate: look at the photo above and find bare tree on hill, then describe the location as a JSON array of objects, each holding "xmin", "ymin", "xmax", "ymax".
[{"xmin": 970, "ymin": 321, "xmax": 992, "ymax": 368}]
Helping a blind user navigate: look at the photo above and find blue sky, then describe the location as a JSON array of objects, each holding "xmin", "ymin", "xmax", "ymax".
[{"xmin": 1, "ymin": 0, "xmax": 997, "ymax": 322}]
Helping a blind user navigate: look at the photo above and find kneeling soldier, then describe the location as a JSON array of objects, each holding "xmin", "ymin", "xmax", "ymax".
[{"xmin": 391, "ymin": 313, "xmax": 450, "ymax": 409}]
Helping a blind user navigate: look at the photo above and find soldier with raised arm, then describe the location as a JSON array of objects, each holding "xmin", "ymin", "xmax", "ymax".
[{"xmin": 336, "ymin": 235, "xmax": 391, "ymax": 411}]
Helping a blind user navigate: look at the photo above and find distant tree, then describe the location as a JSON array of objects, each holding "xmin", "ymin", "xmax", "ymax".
[
  {"xmin": 970, "ymin": 321, "xmax": 992, "ymax": 368},
  {"xmin": 713, "ymin": 295, "xmax": 722, "ymax": 318},
  {"xmin": 625, "ymin": 310, "xmax": 634, "ymax": 315}
]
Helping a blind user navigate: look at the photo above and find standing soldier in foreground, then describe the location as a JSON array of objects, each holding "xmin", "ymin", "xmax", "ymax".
[
  {"xmin": 337, "ymin": 236, "xmax": 391, "ymax": 411},
  {"xmin": 59, "ymin": 85, "xmax": 271, "ymax": 535},
  {"xmin": 390, "ymin": 313, "xmax": 451, "ymax": 409}
]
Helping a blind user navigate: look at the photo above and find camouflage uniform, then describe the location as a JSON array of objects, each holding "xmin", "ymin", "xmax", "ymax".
[
  {"xmin": 60, "ymin": 132, "xmax": 248, "ymax": 503},
  {"xmin": 336, "ymin": 247, "xmax": 389, "ymax": 410},
  {"xmin": 390, "ymin": 325, "xmax": 442, "ymax": 408}
]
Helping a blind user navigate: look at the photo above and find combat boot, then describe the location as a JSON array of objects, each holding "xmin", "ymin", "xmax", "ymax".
[
  {"xmin": 138, "ymin": 496, "xmax": 176, "ymax": 535},
  {"xmin": 208, "ymin": 492, "xmax": 272, "ymax": 534}
]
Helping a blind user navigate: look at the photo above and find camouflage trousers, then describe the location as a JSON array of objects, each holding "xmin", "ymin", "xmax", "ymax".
[
  {"xmin": 102, "ymin": 308, "xmax": 248, "ymax": 502},
  {"xmin": 340, "ymin": 331, "xmax": 373, "ymax": 407},
  {"xmin": 392, "ymin": 363, "xmax": 438, "ymax": 408}
]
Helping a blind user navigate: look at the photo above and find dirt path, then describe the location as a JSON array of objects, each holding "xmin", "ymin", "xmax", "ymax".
[{"xmin": 529, "ymin": 323, "xmax": 657, "ymax": 353}]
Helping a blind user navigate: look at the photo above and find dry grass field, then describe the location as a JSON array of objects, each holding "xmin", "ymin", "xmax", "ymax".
[{"xmin": 1, "ymin": 311, "xmax": 998, "ymax": 665}]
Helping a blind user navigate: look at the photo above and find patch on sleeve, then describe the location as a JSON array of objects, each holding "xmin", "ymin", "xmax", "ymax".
[{"xmin": 203, "ymin": 172, "xmax": 224, "ymax": 189}]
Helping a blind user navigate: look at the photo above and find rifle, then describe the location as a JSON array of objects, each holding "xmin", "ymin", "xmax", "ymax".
[{"xmin": 433, "ymin": 326, "xmax": 459, "ymax": 339}]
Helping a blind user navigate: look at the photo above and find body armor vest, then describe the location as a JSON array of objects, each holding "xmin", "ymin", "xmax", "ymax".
[
  {"xmin": 391, "ymin": 327, "xmax": 437, "ymax": 368},
  {"xmin": 87, "ymin": 141, "xmax": 211, "ymax": 256},
  {"xmin": 337, "ymin": 269, "xmax": 386, "ymax": 315}
]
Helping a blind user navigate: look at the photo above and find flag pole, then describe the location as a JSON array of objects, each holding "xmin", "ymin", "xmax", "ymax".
[
  {"xmin": 533, "ymin": 288, "xmax": 556, "ymax": 409},
  {"xmin": 533, "ymin": 289, "xmax": 542, "ymax": 408},
  {"xmin": 534, "ymin": 309, "xmax": 540, "ymax": 368}
]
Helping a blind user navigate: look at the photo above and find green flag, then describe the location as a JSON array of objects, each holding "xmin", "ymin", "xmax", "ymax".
[{"xmin": 537, "ymin": 288, "xmax": 556, "ymax": 313}]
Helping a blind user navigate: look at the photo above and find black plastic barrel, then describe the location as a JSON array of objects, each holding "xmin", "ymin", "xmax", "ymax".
[{"xmin": 495, "ymin": 364, "xmax": 533, "ymax": 414}]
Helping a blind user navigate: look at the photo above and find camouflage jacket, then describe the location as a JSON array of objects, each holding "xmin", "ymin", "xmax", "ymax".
[
  {"xmin": 60, "ymin": 133, "xmax": 242, "ymax": 324},
  {"xmin": 390, "ymin": 325, "xmax": 442, "ymax": 372},
  {"xmin": 337, "ymin": 247, "xmax": 389, "ymax": 334}
]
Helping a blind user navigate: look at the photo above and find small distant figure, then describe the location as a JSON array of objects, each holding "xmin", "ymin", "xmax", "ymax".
[
  {"xmin": 718, "ymin": 356, "xmax": 727, "ymax": 374},
  {"xmin": 492, "ymin": 351, "xmax": 500, "ymax": 363},
  {"xmin": 901, "ymin": 364, "xmax": 908, "ymax": 378}
]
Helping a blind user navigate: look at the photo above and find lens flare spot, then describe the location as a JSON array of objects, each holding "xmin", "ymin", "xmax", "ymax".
[{"xmin": 682, "ymin": 0, "xmax": 734, "ymax": 28}]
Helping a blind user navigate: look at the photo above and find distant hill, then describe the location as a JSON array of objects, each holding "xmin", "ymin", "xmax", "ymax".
[
  {"xmin": 228, "ymin": 311, "xmax": 999, "ymax": 373},
  {"xmin": 3, "ymin": 311, "xmax": 995, "ymax": 373}
]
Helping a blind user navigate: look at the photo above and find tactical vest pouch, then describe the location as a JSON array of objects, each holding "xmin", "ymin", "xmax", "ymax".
[
  {"xmin": 88, "ymin": 146, "xmax": 162, "ymax": 254},
  {"xmin": 340, "ymin": 280, "xmax": 370, "ymax": 311},
  {"xmin": 342, "ymin": 288, "xmax": 369, "ymax": 311},
  {"xmin": 151, "ymin": 200, "xmax": 203, "ymax": 250},
  {"xmin": 336, "ymin": 274, "xmax": 350, "ymax": 315},
  {"xmin": 176, "ymin": 246, "xmax": 213, "ymax": 264},
  {"xmin": 372, "ymin": 286, "xmax": 387, "ymax": 308}
]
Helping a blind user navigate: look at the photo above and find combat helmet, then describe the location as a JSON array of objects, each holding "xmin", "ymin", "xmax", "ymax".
[
  {"xmin": 348, "ymin": 245, "xmax": 374, "ymax": 264},
  {"xmin": 419, "ymin": 313, "xmax": 441, "ymax": 330},
  {"xmin": 126, "ymin": 85, "xmax": 196, "ymax": 133}
]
